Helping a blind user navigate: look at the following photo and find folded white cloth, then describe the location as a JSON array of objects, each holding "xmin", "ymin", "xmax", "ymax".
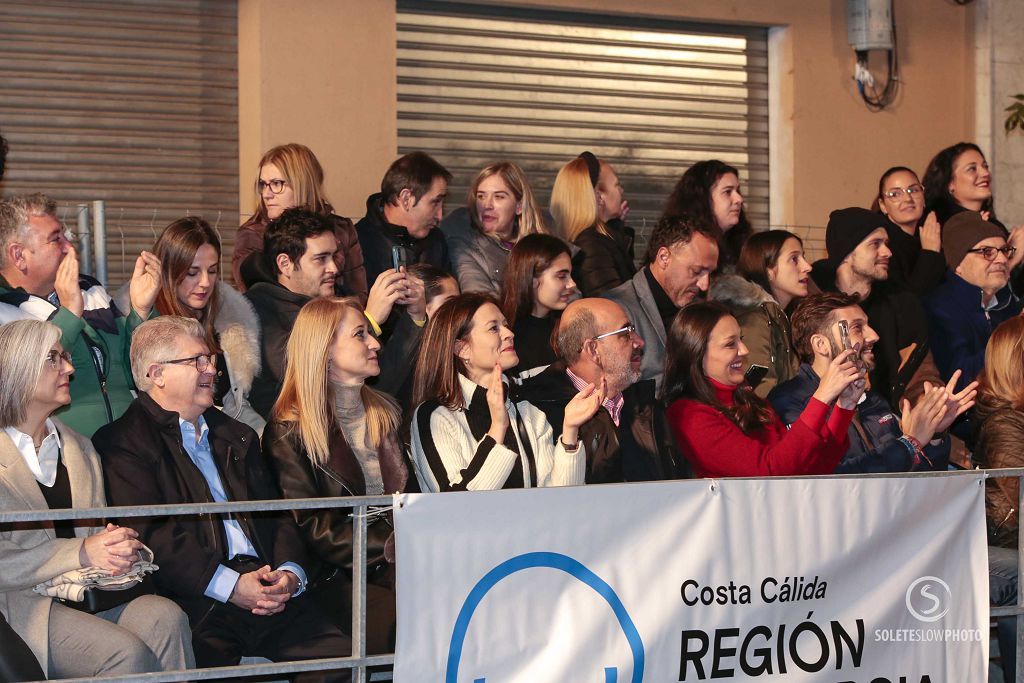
[{"xmin": 33, "ymin": 544, "xmax": 159, "ymax": 602}]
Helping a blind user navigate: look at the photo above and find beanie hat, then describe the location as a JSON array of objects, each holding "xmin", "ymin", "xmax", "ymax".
[
  {"xmin": 825, "ymin": 207, "xmax": 889, "ymax": 268},
  {"xmin": 943, "ymin": 211, "xmax": 1005, "ymax": 270}
]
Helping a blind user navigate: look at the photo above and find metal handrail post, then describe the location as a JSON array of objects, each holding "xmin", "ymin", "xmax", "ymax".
[
  {"xmin": 92, "ymin": 199, "xmax": 107, "ymax": 285},
  {"xmin": 76, "ymin": 203, "xmax": 92, "ymax": 276},
  {"xmin": 1017, "ymin": 476, "xmax": 1023, "ymax": 683},
  {"xmin": 352, "ymin": 503, "xmax": 368, "ymax": 683}
]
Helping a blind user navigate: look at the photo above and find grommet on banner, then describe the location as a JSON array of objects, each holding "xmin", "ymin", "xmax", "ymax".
[{"xmin": 709, "ymin": 480, "xmax": 719, "ymax": 494}]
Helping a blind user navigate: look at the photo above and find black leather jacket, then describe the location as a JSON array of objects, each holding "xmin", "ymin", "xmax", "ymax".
[{"xmin": 261, "ymin": 419, "xmax": 409, "ymax": 579}]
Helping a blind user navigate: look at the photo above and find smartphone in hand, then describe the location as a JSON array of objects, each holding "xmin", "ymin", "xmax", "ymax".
[{"xmin": 744, "ymin": 363, "xmax": 769, "ymax": 389}]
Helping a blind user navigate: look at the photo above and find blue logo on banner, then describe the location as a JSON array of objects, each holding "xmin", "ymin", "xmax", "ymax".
[{"xmin": 445, "ymin": 551, "xmax": 645, "ymax": 682}]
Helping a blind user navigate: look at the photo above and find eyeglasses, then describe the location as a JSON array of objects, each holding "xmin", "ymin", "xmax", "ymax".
[
  {"xmin": 157, "ymin": 354, "xmax": 217, "ymax": 373},
  {"xmin": 257, "ymin": 179, "xmax": 288, "ymax": 195},
  {"xmin": 883, "ymin": 184, "xmax": 924, "ymax": 200},
  {"xmin": 591, "ymin": 323, "xmax": 636, "ymax": 343},
  {"xmin": 45, "ymin": 350, "xmax": 72, "ymax": 369},
  {"xmin": 967, "ymin": 245, "xmax": 1017, "ymax": 262}
]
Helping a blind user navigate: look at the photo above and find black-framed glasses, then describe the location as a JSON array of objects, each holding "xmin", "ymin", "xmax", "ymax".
[
  {"xmin": 883, "ymin": 184, "xmax": 924, "ymax": 200},
  {"xmin": 257, "ymin": 179, "xmax": 287, "ymax": 195},
  {"xmin": 157, "ymin": 354, "xmax": 217, "ymax": 373},
  {"xmin": 45, "ymin": 350, "xmax": 72, "ymax": 369},
  {"xmin": 967, "ymin": 245, "xmax": 1016, "ymax": 262},
  {"xmin": 591, "ymin": 323, "xmax": 636, "ymax": 343}
]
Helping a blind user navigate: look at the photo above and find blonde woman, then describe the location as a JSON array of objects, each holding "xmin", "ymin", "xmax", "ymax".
[
  {"xmin": 233, "ymin": 143, "xmax": 368, "ymax": 301},
  {"xmin": 550, "ymin": 152, "xmax": 634, "ymax": 296},
  {"xmin": 262, "ymin": 297, "xmax": 408, "ymax": 653},
  {"xmin": 449, "ymin": 161, "xmax": 548, "ymax": 296}
]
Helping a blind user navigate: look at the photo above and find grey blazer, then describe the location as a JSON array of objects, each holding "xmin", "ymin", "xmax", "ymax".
[
  {"xmin": 603, "ymin": 268, "xmax": 668, "ymax": 393},
  {"xmin": 0, "ymin": 420, "xmax": 104, "ymax": 676}
]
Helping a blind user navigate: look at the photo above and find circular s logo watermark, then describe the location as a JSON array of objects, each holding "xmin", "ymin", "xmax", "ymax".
[{"xmin": 905, "ymin": 576, "xmax": 952, "ymax": 623}]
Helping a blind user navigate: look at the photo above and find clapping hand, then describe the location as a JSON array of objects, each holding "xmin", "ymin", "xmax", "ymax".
[
  {"xmin": 54, "ymin": 246, "xmax": 84, "ymax": 317},
  {"xmin": 929, "ymin": 370, "xmax": 979, "ymax": 434},
  {"xmin": 562, "ymin": 377, "xmax": 606, "ymax": 446},
  {"xmin": 128, "ymin": 250, "xmax": 162, "ymax": 318},
  {"xmin": 485, "ymin": 362, "xmax": 510, "ymax": 444}
]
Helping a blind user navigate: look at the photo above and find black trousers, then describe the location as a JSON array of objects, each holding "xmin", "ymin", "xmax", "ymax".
[{"xmin": 191, "ymin": 560, "xmax": 352, "ymax": 683}]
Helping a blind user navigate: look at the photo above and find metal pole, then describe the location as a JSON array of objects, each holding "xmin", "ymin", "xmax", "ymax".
[
  {"xmin": 76, "ymin": 204, "xmax": 92, "ymax": 277},
  {"xmin": 1016, "ymin": 477, "xmax": 1023, "ymax": 682},
  {"xmin": 91, "ymin": 199, "xmax": 107, "ymax": 285},
  {"xmin": 352, "ymin": 504, "xmax": 368, "ymax": 683}
]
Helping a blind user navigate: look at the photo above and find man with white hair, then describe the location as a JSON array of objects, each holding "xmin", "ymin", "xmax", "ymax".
[
  {"xmin": 93, "ymin": 316, "xmax": 350, "ymax": 681},
  {"xmin": 0, "ymin": 193, "xmax": 161, "ymax": 436}
]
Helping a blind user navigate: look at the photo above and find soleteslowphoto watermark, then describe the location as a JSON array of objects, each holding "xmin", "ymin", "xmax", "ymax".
[{"xmin": 874, "ymin": 576, "xmax": 984, "ymax": 643}]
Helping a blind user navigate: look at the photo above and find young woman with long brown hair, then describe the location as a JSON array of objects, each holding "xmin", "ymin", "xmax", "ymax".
[
  {"xmin": 499, "ymin": 234, "xmax": 577, "ymax": 373},
  {"xmin": 409, "ymin": 293, "xmax": 603, "ymax": 492},
  {"xmin": 116, "ymin": 216, "xmax": 264, "ymax": 432},
  {"xmin": 262, "ymin": 296, "xmax": 409, "ymax": 653},
  {"xmin": 709, "ymin": 230, "xmax": 811, "ymax": 397},
  {"xmin": 663, "ymin": 301, "xmax": 864, "ymax": 477},
  {"xmin": 233, "ymin": 143, "xmax": 368, "ymax": 300}
]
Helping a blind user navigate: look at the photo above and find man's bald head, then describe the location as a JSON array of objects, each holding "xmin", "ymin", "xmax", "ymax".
[{"xmin": 557, "ymin": 298, "xmax": 622, "ymax": 364}]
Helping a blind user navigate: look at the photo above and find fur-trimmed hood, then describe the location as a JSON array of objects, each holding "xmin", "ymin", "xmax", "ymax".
[
  {"xmin": 709, "ymin": 274, "xmax": 778, "ymax": 313},
  {"xmin": 114, "ymin": 281, "xmax": 262, "ymax": 392}
]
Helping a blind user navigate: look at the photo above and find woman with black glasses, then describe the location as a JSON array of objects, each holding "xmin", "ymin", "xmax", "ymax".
[
  {"xmin": 233, "ymin": 143, "xmax": 367, "ymax": 300},
  {"xmin": 870, "ymin": 166, "xmax": 946, "ymax": 295}
]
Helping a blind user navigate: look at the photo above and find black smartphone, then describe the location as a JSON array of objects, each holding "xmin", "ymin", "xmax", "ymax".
[
  {"xmin": 391, "ymin": 245, "xmax": 408, "ymax": 271},
  {"xmin": 744, "ymin": 364, "xmax": 769, "ymax": 389}
]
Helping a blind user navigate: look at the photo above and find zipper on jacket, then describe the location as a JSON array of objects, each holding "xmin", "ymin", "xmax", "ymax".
[{"xmin": 83, "ymin": 333, "xmax": 114, "ymax": 423}]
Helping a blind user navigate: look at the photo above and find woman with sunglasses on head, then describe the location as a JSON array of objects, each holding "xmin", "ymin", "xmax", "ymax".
[
  {"xmin": 500, "ymin": 234, "xmax": 578, "ymax": 375},
  {"xmin": 450, "ymin": 161, "xmax": 549, "ymax": 296},
  {"xmin": 870, "ymin": 166, "xmax": 946, "ymax": 295},
  {"xmin": 663, "ymin": 302, "xmax": 865, "ymax": 478},
  {"xmin": 0, "ymin": 320, "xmax": 193, "ymax": 679},
  {"xmin": 233, "ymin": 143, "xmax": 368, "ymax": 301},
  {"xmin": 262, "ymin": 297, "xmax": 409, "ymax": 654},
  {"xmin": 117, "ymin": 217, "xmax": 265, "ymax": 433},
  {"xmin": 409, "ymin": 293, "xmax": 603, "ymax": 492},
  {"xmin": 709, "ymin": 230, "xmax": 812, "ymax": 397}
]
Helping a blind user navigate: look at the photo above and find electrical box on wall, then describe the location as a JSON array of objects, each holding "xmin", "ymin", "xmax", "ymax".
[{"xmin": 848, "ymin": 0, "xmax": 894, "ymax": 51}]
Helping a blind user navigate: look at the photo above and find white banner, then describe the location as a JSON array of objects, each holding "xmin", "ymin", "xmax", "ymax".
[{"xmin": 394, "ymin": 475, "xmax": 988, "ymax": 682}]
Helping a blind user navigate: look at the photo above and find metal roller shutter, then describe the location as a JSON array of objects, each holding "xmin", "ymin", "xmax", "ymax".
[
  {"xmin": 397, "ymin": 0, "xmax": 769, "ymax": 261},
  {"xmin": 0, "ymin": 0, "xmax": 238, "ymax": 288}
]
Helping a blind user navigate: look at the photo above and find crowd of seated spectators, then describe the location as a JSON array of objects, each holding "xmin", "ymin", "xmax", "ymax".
[{"xmin": 2, "ymin": 127, "xmax": 1023, "ymax": 680}]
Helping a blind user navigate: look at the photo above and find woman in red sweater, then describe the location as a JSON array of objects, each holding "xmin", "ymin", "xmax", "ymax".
[{"xmin": 664, "ymin": 302, "xmax": 866, "ymax": 477}]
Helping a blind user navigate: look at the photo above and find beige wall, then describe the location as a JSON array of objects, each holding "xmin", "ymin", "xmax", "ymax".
[
  {"xmin": 238, "ymin": 0, "xmax": 397, "ymax": 221},
  {"xmin": 239, "ymin": 0, "xmax": 974, "ymax": 249}
]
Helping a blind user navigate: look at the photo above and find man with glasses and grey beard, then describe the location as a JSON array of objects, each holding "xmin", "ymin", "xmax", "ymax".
[
  {"xmin": 923, "ymin": 211, "xmax": 1023, "ymax": 393},
  {"xmin": 517, "ymin": 298, "xmax": 687, "ymax": 483}
]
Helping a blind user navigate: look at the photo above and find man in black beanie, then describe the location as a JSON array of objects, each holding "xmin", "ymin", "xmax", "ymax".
[{"xmin": 810, "ymin": 207, "xmax": 940, "ymax": 409}]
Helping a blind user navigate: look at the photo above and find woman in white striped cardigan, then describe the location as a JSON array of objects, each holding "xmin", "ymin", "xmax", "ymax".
[{"xmin": 410, "ymin": 293, "xmax": 604, "ymax": 492}]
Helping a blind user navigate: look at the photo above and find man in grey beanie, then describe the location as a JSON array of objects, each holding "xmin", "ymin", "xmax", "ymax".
[{"xmin": 923, "ymin": 211, "xmax": 1022, "ymax": 393}]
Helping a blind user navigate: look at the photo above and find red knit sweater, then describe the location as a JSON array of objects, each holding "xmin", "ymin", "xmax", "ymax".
[{"xmin": 666, "ymin": 378, "xmax": 854, "ymax": 478}]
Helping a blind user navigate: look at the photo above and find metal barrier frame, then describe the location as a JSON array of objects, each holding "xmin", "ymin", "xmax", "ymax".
[{"xmin": 2, "ymin": 469, "xmax": 1023, "ymax": 682}]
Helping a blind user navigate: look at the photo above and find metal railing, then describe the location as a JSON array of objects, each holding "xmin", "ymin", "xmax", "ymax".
[
  {"xmin": 0, "ymin": 494, "xmax": 395, "ymax": 683},
  {"xmin": 3, "ymin": 469, "xmax": 1024, "ymax": 682}
]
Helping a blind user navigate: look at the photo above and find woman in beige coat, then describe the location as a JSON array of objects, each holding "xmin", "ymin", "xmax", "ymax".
[{"xmin": 0, "ymin": 319, "xmax": 193, "ymax": 678}]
